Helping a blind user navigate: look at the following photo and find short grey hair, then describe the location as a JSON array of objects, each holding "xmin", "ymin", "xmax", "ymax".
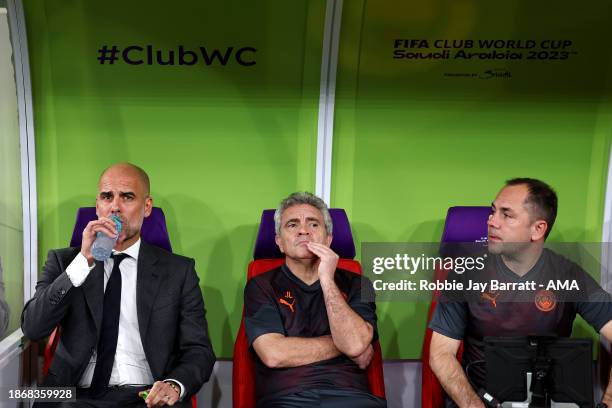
[{"xmin": 274, "ymin": 192, "xmax": 333, "ymax": 235}]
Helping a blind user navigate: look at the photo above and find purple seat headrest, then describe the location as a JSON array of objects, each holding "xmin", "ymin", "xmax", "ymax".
[
  {"xmin": 253, "ymin": 208, "xmax": 356, "ymax": 259},
  {"xmin": 441, "ymin": 206, "xmax": 490, "ymax": 243},
  {"xmin": 69, "ymin": 207, "xmax": 173, "ymax": 253}
]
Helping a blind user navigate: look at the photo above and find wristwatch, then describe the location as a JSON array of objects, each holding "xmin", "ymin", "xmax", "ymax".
[{"xmin": 164, "ymin": 380, "xmax": 181, "ymax": 397}]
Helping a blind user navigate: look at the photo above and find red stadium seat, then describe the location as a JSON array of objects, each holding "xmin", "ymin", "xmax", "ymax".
[
  {"xmin": 421, "ymin": 206, "xmax": 489, "ymax": 408},
  {"xmin": 232, "ymin": 209, "xmax": 386, "ymax": 408}
]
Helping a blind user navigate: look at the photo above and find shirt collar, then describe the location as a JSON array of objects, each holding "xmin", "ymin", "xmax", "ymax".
[
  {"xmin": 112, "ymin": 238, "xmax": 141, "ymax": 261},
  {"xmin": 494, "ymin": 249, "xmax": 546, "ymax": 281}
]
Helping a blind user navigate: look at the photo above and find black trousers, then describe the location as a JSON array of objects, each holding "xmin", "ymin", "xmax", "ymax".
[
  {"xmin": 33, "ymin": 386, "xmax": 192, "ymax": 408},
  {"xmin": 258, "ymin": 388, "xmax": 387, "ymax": 408}
]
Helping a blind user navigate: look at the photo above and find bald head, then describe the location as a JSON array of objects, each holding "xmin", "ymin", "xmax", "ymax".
[
  {"xmin": 99, "ymin": 163, "xmax": 150, "ymax": 196},
  {"xmin": 96, "ymin": 162, "xmax": 153, "ymax": 250}
]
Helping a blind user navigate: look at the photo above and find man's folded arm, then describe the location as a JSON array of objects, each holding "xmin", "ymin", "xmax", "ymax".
[
  {"xmin": 21, "ymin": 249, "xmax": 79, "ymax": 340},
  {"xmin": 252, "ymin": 333, "xmax": 341, "ymax": 368},
  {"xmin": 163, "ymin": 259, "xmax": 216, "ymax": 399},
  {"xmin": 320, "ymin": 275, "xmax": 375, "ymax": 358},
  {"xmin": 244, "ymin": 278, "xmax": 342, "ymax": 369}
]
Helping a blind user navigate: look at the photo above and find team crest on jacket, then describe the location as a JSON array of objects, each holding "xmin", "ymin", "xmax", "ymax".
[{"xmin": 534, "ymin": 289, "xmax": 556, "ymax": 312}]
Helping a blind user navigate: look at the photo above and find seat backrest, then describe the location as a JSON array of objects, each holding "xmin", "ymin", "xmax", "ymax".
[
  {"xmin": 436, "ymin": 206, "xmax": 491, "ymax": 291},
  {"xmin": 421, "ymin": 206, "xmax": 490, "ymax": 408},
  {"xmin": 440, "ymin": 206, "xmax": 490, "ymax": 243},
  {"xmin": 252, "ymin": 208, "xmax": 356, "ymax": 260},
  {"xmin": 69, "ymin": 207, "xmax": 172, "ymax": 252},
  {"xmin": 233, "ymin": 208, "xmax": 385, "ymax": 408}
]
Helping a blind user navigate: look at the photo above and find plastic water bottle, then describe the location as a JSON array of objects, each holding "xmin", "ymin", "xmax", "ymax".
[{"xmin": 91, "ymin": 215, "xmax": 123, "ymax": 261}]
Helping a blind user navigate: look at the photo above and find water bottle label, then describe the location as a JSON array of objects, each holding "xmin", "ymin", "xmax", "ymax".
[{"xmin": 91, "ymin": 215, "xmax": 123, "ymax": 261}]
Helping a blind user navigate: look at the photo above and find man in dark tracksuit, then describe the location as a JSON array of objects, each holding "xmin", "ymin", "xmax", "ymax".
[
  {"xmin": 429, "ymin": 178, "xmax": 612, "ymax": 408},
  {"xmin": 244, "ymin": 192, "xmax": 386, "ymax": 408}
]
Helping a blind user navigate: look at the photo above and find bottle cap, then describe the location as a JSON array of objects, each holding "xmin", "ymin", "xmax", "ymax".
[{"xmin": 111, "ymin": 214, "xmax": 123, "ymax": 234}]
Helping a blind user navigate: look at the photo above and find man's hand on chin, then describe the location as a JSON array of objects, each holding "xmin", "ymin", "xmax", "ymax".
[{"xmin": 306, "ymin": 242, "xmax": 339, "ymax": 282}]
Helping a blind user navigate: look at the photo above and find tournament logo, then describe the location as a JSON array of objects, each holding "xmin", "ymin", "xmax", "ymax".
[
  {"xmin": 534, "ymin": 289, "xmax": 556, "ymax": 312},
  {"xmin": 279, "ymin": 290, "xmax": 296, "ymax": 313}
]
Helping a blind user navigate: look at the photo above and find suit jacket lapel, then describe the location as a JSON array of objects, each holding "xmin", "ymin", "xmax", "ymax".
[
  {"xmin": 136, "ymin": 241, "xmax": 162, "ymax": 349},
  {"xmin": 82, "ymin": 261, "xmax": 105, "ymax": 334}
]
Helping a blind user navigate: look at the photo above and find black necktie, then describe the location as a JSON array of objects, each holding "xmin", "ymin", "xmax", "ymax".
[{"xmin": 90, "ymin": 253, "xmax": 129, "ymax": 397}]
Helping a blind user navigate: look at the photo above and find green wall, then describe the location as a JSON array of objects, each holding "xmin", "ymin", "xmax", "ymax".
[
  {"xmin": 24, "ymin": 0, "xmax": 612, "ymax": 359},
  {"xmin": 24, "ymin": 0, "xmax": 325, "ymax": 357},
  {"xmin": 333, "ymin": 0, "xmax": 612, "ymax": 358}
]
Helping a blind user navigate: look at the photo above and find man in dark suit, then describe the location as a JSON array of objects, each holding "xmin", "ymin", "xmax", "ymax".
[{"xmin": 22, "ymin": 163, "xmax": 215, "ymax": 407}]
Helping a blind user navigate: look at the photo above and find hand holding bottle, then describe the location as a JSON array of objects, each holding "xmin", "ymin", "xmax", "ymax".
[{"xmin": 80, "ymin": 215, "xmax": 122, "ymax": 264}]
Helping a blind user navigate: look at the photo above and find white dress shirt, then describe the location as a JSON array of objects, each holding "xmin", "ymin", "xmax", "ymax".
[{"xmin": 66, "ymin": 239, "xmax": 185, "ymax": 398}]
